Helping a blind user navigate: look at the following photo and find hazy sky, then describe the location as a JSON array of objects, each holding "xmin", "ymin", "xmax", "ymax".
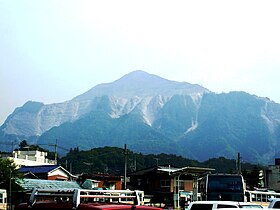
[{"xmin": 1, "ymin": 0, "xmax": 280, "ymax": 125}]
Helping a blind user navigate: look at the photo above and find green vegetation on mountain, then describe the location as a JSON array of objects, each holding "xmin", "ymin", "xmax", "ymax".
[
  {"xmin": 180, "ymin": 92, "xmax": 273, "ymax": 163},
  {"xmin": 58, "ymin": 146, "xmax": 264, "ymax": 188}
]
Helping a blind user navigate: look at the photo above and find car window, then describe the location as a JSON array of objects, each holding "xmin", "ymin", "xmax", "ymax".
[
  {"xmin": 273, "ymin": 201, "xmax": 280, "ymax": 208},
  {"xmin": 217, "ymin": 204, "xmax": 238, "ymax": 208},
  {"xmin": 239, "ymin": 205, "xmax": 263, "ymax": 208},
  {"xmin": 191, "ymin": 204, "xmax": 213, "ymax": 210}
]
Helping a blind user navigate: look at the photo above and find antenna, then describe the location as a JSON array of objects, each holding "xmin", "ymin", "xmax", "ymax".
[{"xmin": 38, "ymin": 139, "xmax": 69, "ymax": 164}]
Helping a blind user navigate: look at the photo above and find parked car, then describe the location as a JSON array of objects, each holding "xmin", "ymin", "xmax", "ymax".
[
  {"xmin": 187, "ymin": 201, "xmax": 263, "ymax": 210},
  {"xmin": 238, "ymin": 202, "xmax": 263, "ymax": 208},
  {"xmin": 268, "ymin": 198, "xmax": 280, "ymax": 208}
]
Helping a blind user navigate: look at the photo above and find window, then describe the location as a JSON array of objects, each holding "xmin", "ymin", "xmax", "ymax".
[
  {"xmin": 217, "ymin": 204, "xmax": 238, "ymax": 208},
  {"xmin": 160, "ymin": 179, "xmax": 171, "ymax": 187},
  {"xmin": 273, "ymin": 201, "xmax": 280, "ymax": 208},
  {"xmin": 160, "ymin": 179, "xmax": 171, "ymax": 192},
  {"xmin": 191, "ymin": 204, "xmax": 213, "ymax": 210},
  {"xmin": 179, "ymin": 180, "xmax": 185, "ymax": 191}
]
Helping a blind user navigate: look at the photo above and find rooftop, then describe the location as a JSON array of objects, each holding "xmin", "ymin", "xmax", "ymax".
[{"xmin": 17, "ymin": 178, "xmax": 81, "ymax": 191}]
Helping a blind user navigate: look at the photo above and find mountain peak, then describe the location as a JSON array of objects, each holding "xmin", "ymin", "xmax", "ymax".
[
  {"xmin": 115, "ymin": 70, "xmax": 170, "ymax": 85},
  {"xmin": 123, "ymin": 70, "xmax": 149, "ymax": 76},
  {"xmin": 120, "ymin": 70, "xmax": 161, "ymax": 79},
  {"xmin": 75, "ymin": 70, "xmax": 209, "ymax": 100}
]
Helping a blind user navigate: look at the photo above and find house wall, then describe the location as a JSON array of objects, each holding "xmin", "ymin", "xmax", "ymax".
[
  {"xmin": 171, "ymin": 179, "xmax": 174, "ymax": 192},
  {"xmin": 48, "ymin": 174, "xmax": 68, "ymax": 181},
  {"xmin": 171, "ymin": 178, "xmax": 193, "ymax": 192},
  {"xmin": 266, "ymin": 165, "xmax": 280, "ymax": 191},
  {"xmin": 184, "ymin": 180, "xmax": 193, "ymax": 192},
  {"xmin": 97, "ymin": 180, "xmax": 122, "ymax": 190},
  {"xmin": 115, "ymin": 181, "xmax": 122, "ymax": 190},
  {"xmin": 48, "ymin": 169, "xmax": 70, "ymax": 181}
]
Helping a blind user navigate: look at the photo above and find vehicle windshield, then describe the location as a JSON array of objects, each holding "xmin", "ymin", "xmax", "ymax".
[
  {"xmin": 208, "ymin": 176, "xmax": 243, "ymax": 192},
  {"xmin": 238, "ymin": 204, "xmax": 263, "ymax": 208}
]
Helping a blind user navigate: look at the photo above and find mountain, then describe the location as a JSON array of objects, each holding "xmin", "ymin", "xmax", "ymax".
[{"xmin": 1, "ymin": 70, "xmax": 280, "ymax": 164}]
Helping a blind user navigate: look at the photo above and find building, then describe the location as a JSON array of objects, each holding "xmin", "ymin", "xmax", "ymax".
[
  {"xmin": 265, "ymin": 158, "xmax": 280, "ymax": 191},
  {"xmin": 10, "ymin": 150, "xmax": 56, "ymax": 167},
  {"xmin": 13, "ymin": 178, "xmax": 81, "ymax": 207},
  {"xmin": 128, "ymin": 165, "xmax": 214, "ymax": 208},
  {"xmin": 19, "ymin": 165, "xmax": 77, "ymax": 181},
  {"xmin": 79, "ymin": 173, "xmax": 123, "ymax": 190}
]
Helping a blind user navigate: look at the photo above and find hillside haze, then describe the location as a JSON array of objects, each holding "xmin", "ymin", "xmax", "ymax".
[{"xmin": 1, "ymin": 70, "xmax": 280, "ymax": 164}]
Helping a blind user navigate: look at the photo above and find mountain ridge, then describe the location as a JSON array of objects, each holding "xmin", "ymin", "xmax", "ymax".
[
  {"xmin": 1, "ymin": 70, "xmax": 209, "ymax": 136},
  {"xmin": 74, "ymin": 70, "xmax": 209, "ymax": 100},
  {"xmin": 1, "ymin": 70, "xmax": 280, "ymax": 164}
]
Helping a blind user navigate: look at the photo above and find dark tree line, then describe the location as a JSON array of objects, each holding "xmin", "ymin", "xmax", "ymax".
[
  {"xmin": 0, "ymin": 141, "xmax": 264, "ymax": 190},
  {"xmin": 58, "ymin": 146, "xmax": 264, "ymax": 188}
]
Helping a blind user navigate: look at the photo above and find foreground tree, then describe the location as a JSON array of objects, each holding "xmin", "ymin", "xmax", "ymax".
[{"xmin": 0, "ymin": 158, "xmax": 23, "ymax": 192}]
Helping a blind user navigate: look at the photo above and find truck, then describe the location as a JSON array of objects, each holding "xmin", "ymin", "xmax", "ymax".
[{"xmin": 15, "ymin": 188, "xmax": 162, "ymax": 210}]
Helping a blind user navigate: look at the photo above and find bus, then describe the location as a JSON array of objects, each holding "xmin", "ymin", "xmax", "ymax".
[
  {"xmin": 245, "ymin": 190, "xmax": 280, "ymax": 207},
  {"xmin": 199, "ymin": 174, "xmax": 246, "ymax": 202},
  {"xmin": 0, "ymin": 189, "xmax": 7, "ymax": 210}
]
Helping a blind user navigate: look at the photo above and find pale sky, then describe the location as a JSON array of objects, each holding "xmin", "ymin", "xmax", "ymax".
[{"xmin": 1, "ymin": 0, "xmax": 280, "ymax": 125}]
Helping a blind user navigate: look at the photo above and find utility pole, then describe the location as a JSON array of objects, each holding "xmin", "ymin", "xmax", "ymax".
[
  {"xmin": 48, "ymin": 139, "xmax": 58, "ymax": 164},
  {"xmin": 154, "ymin": 158, "xmax": 159, "ymax": 166},
  {"xmin": 124, "ymin": 144, "xmax": 127, "ymax": 189},
  {"xmin": 54, "ymin": 139, "xmax": 58, "ymax": 165},
  {"xmin": 134, "ymin": 157, "xmax": 136, "ymax": 171},
  {"xmin": 9, "ymin": 167, "xmax": 12, "ymax": 210},
  {"xmin": 236, "ymin": 152, "xmax": 241, "ymax": 174}
]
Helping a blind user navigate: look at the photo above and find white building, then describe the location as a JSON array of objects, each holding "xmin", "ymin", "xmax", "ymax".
[{"xmin": 10, "ymin": 150, "xmax": 56, "ymax": 167}]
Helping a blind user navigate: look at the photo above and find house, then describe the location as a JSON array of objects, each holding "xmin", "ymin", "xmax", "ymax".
[
  {"xmin": 78, "ymin": 173, "xmax": 123, "ymax": 190},
  {"xmin": 13, "ymin": 178, "xmax": 81, "ymax": 207},
  {"xmin": 17, "ymin": 178, "xmax": 81, "ymax": 192},
  {"xmin": 11, "ymin": 165, "xmax": 79, "ymax": 207},
  {"xmin": 19, "ymin": 165, "xmax": 77, "ymax": 181},
  {"xmin": 265, "ymin": 158, "xmax": 280, "ymax": 191},
  {"xmin": 128, "ymin": 165, "xmax": 214, "ymax": 208}
]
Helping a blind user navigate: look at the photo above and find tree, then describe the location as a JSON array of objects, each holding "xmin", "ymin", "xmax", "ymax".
[
  {"xmin": 0, "ymin": 158, "xmax": 23, "ymax": 192},
  {"xmin": 19, "ymin": 140, "xmax": 28, "ymax": 149}
]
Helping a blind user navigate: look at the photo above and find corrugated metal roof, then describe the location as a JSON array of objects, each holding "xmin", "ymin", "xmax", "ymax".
[
  {"xmin": 17, "ymin": 178, "xmax": 81, "ymax": 191},
  {"xmin": 170, "ymin": 166, "xmax": 215, "ymax": 176},
  {"xmin": 129, "ymin": 165, "xmax": 179, "ymax": 176}
]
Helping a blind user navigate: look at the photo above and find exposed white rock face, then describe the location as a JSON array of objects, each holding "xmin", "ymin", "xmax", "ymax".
[
  {"xmin": 3, "ymin": 100, "xmax": 93, "ymax": 136},
  {"xmin": 2, "ymin": 70, "xmax": 209, "ymax": 137},
  {"xmin": 107, "ymin": 95, "xmax": 171, "ymax": 126}
]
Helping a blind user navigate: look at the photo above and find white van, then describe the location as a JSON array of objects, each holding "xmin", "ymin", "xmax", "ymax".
[{"xmin": 188, "ymin": 201, "xmax": 263, "ymax": 210}]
